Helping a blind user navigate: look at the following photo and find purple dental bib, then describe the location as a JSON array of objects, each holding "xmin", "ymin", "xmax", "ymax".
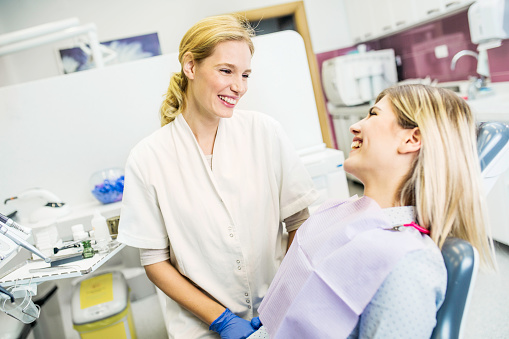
[{"xmin": 259, "ymin": 196, "xmax": 427, "ymax": 339}]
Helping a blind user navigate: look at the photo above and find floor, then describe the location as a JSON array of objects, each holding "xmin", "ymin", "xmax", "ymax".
[
  {"xmin": 465, "ymin": 242, "xmax": 509, "ymax": 339},
  {"xmin": 132, "ymin": 294, "xmax": 168, "ymax": 338},
  {"xmin": 131, "ymin": 180, "xmax": 509, "ymax": 338}
]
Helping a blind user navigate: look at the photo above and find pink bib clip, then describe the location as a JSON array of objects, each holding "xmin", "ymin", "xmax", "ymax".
[
  {"xmin": 401, "ymin": 222, "xmax": 430, "ymax": 234},
  {"xmin": 386, "ymin": 221, "xmax": 430, "ymax": 235}
]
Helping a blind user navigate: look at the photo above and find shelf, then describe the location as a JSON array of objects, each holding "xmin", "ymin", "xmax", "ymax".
[
  {"xmin": 19, "ymin": 200, "xmax": 122, "ymax": 230},
  {"xmin": 0, "ymin": 242, "xmax": 125, "ymax": 287}
]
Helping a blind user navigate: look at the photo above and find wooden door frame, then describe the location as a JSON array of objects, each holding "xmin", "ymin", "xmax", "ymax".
[{"xmin": 236, "ymin": 1, "xmax": 333, "ymax": 148}]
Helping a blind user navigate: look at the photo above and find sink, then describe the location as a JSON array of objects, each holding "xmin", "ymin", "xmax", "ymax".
[{"xmin": 467, "ymin": 82, "xmax": 509, "ymax": 122}]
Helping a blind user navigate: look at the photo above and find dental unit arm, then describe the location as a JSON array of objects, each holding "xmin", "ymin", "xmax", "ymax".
[
  {"xmin": 4, "ymin": 188, "xmax": 70, "ymax": 225},
  {"xmin": 0, "ymin": 212, "xmax": 51, "ymax": 264},
  {"xmin": 0, "ymin": 17, "xmax": 106, "ymax": 68},
  {"xmin": 0, "ymin": 285, "xmax": 15, "ymax": 302}
]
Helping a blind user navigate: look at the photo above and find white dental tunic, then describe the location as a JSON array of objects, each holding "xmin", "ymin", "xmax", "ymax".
[{"xmin": 117, "ymin": 110, "xmax": 319, "ymax": 338}]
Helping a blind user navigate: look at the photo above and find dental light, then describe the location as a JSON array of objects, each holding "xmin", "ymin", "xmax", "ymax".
[{"xmin": 0, "ymin": 18, "xmax": 105, "ymax": 67}]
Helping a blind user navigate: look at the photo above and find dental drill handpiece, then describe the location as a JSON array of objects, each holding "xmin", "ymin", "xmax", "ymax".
[
  {"xmin": 0, "ymin": 220, "xmax": 52, "ymax": 263},
  {"xmin": 0, "ymin": 212, "xmax": 32, "ymax": 236}
]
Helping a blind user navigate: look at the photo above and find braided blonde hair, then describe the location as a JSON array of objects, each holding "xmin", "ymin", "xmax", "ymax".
[{"xmin": 160, "ymin": 14, "xmax": 255, "ymax": 126}]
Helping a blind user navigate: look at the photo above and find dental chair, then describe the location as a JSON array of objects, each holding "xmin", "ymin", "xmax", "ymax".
[{"xmin": 431, "ymin": 121, "xmax": 509, "ymax": 339}]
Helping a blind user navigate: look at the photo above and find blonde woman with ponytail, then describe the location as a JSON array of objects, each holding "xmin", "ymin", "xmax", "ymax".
[
  {"xmin": 248, "ymin": 84, "xmax": 495, "ymax": 339},
  {"xmin": 117, "ymin": 14, "xmax": 319, "ymax": 339}
]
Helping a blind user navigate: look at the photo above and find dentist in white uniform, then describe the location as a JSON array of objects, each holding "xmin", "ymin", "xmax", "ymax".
[{"xmin": 117, "ymin": 14, "xmax": 318, "ymax": 339}]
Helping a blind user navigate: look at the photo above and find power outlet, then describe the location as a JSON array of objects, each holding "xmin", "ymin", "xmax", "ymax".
[{"xmin": 434, "ymin": 45, "xmax": 449, "ymax": 59}]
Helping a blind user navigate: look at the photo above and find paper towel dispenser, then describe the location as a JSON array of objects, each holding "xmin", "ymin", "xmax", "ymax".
[{"xmin": 468, "ymin": 0, "xmax": 509, "ymax": 46}]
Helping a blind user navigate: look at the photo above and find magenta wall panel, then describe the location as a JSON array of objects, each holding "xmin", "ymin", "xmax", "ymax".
[
  {"xmin": 317, "ymin": 10, "xmax": 509, "ymax": 83},
  {"xmin": 488, "ymin": 40, "xmax": 509, "ymax": 83}
]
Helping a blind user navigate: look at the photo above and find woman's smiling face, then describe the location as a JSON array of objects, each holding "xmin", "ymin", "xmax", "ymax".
[
  {"xmin": 344, "ymin": 95, "xmax": 412, "ymax": 183},
  {"xmin": 185, "ymin": 40, "xmax": 252, "ymax": 121}
]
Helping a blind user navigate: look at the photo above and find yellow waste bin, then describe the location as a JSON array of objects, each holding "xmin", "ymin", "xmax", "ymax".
[{"xmin": 72, "ymin": 271, "xmax": 137, "ymax": 339}]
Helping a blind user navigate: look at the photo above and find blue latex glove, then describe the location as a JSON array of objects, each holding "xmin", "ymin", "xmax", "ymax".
[
  {"xmin": 210, "ymin": 308, "xmax": 259, "ymax": 339},
  {"xmin": 251, "ymin": 316, "xmax": 262, "ymax": 330}
]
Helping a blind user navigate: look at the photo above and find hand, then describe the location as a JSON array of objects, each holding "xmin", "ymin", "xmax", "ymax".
[
  {"xmin": 251, "ymin": 316, "xmax": 262, "ymax": 330},
  {"xmin": 209, "ymin": 308, "xmax": 259, "ymax": 339}
]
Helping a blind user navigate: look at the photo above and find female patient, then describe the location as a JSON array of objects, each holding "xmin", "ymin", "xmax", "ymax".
[{"xmin": 250, "ymin": 84, "xmax": 495, "ymax": 338}]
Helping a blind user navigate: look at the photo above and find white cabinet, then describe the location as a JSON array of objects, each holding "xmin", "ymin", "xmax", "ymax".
[
  {"xmin": 443, "ymin": 0, "xmax": 475, "ymax": 10},
  {"xmin": 391, "ymin": 0, "xmax": 417, "ymax": 30},
  {"xmin": 415, "ymin": 0, "xmax": 475, "ymax": 20},
  {"xmin": 415, "ymin": 0, "xmax": 444, "ymax": 21},
  {"xmin": 344, "ymin": 0, "xmax": 475, "ymax": 44},
  {"xmin": 371, "ymin": 0, "xmax": 396, "ymax": 36},
  {"xmin": 344, "ymin": 0, "xmax": 375, "ymax": 43}
]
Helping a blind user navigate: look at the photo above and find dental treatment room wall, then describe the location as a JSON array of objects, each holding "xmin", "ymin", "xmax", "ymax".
[
  {"xmin": 0, "ymin": 0, "xmax": 351, "ymax": 87},
  {"xmin": 0, "ymin": 31, "xmax": 327, "ymax": 210}
]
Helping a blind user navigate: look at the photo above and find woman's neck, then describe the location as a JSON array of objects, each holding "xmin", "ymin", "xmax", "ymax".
[
  {"xmin": 362, "ymin": 174, "xmax": 404, "ymax": 209},
  {"xmin": 182, "ymin": 110, "xmax": 219, "ymax": 155},
  {"xmin": 359, "ymin": 154, "xmax": 416, "ymax": 208}
]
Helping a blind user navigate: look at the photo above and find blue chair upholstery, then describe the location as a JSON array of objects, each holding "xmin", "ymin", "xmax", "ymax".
[
  {"xmin": 430, "ymin": 238, "xmax": 479, "ymax": 339},
  {"xmin": 431, "ymin": 121, "xmax": 509, "ymax": 339}
]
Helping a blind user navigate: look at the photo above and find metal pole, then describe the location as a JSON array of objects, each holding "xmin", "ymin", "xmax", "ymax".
[
  {"xmin": 0, "ymin": 23, "xmax": 98, "ymax": 58},
  {"xmin": 0, "ymin": 18, "xmax": 80, "ymax": 47}
]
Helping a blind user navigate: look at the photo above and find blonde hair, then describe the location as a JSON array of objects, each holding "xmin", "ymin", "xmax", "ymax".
[
  {"xmin": 159, "ymin": 14, "xmax": 255, "ymax": 126},
  {"xmin": 378, "ymin": 84, "xmax": 495, "ymax": 268}
]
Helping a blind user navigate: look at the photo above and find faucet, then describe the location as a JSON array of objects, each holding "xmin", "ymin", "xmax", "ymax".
[
  {"xmin": 450, "ymin": 50, "xmax": 478, "ymax": 71},
  {"xmin": 450, "ymin": 50, "xmax": 489, "ymax": 100}
]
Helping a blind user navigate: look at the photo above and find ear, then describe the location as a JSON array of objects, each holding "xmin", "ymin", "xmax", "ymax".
[
  {"xmin": 182, "ymin": 52, "xmax": 196, "ymax": 80},
  {"xmin": 398, "ymin": 127, "xmax": 421, "ymax": 154}
]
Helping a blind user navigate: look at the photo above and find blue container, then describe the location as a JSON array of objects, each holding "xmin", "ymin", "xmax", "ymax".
[{"xmin": 90, "ymin": 168, "xmax": 125, "ymax": 204}]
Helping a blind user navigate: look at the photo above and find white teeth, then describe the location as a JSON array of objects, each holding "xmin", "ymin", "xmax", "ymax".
[
  {"xmin": 219, "ymin": 96, "xmax": 237, "ymax": 105},
  {"xmin": 351, "ymin": 140, "xmax": 362, "ymax": 149}
]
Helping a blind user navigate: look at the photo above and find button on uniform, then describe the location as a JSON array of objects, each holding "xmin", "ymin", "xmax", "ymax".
[{"xmin": 226, "ymin": 222, "xmax": 252, "ymax": 313}]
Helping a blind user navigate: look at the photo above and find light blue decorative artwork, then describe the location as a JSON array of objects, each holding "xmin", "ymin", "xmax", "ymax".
[{"xmin": 58, "ymin": 32, "xmax": 162, "ymax": 74}]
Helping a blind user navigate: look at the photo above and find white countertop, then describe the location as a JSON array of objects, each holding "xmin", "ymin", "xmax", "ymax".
[{"xmin": 468, "ymin": 82, "xmax": 509, "ymax": 122}]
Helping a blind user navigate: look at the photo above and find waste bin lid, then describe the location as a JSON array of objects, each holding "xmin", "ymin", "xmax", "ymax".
[{"xmin": 71, "ymin": 271, "xmax": 129, "ymax": 325}]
